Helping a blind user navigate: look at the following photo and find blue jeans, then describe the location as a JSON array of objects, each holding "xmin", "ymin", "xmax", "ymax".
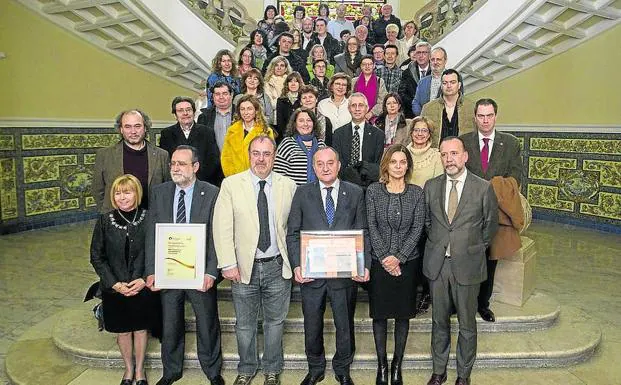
[{"xmin": 231, "ymin": 256, "xmax": 291, "ymax": 375}]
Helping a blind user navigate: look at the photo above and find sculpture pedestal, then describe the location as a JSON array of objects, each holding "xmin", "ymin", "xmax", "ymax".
[{"xmin": 493, "ymin": 236, "xmax": 537, "ymax": 307}]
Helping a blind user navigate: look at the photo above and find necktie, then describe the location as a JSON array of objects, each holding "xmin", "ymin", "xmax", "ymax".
[
  {"xmin": 350, "ymin": 125, "xmax": 360, "ymax": 167},
  {"xmin": 257, "ymin": 180, "xmax": 270, "ymax": 252},
  {"xmin": 447, "ymin": 179, "xmax": 458, "ymax": 224},
  {"xmin": 176, "ymin": 190, "xmax": 186, "ymax": 224},
  {"xmin": 481, "ymin": 137, "xmax": 490, "ymax": 173},
  {"xmin": 325, "ymin": 187, "xmax": 335, "ymax": 226}
]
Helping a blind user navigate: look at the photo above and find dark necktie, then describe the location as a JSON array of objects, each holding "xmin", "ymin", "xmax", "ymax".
[
  {"xmin": 257, "ymin": 180, "xmax": 270, "ymax": 252},
  {"xmin": 325, "ymin": 187, "xmax": 335, "ymax": 226},
  {"xmin": 176, "ymin": 190, "xmax": 186, "ymax": 224},
  {"xmin": 350, "ymin": 125, "xmax": 360, "ymax": 167},
  {"xmin": 481, "ymin": 137, "xmax": 490, "ymax": 173}
]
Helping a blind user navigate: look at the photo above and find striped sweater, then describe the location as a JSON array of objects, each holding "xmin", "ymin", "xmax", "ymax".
[{"xmin": 273, "ymin": 137, "xmax": 326, "ymax": 185}]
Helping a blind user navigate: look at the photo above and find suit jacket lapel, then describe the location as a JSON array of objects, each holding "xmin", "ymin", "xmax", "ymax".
[
  {"xmin": 467, "ymin": 132, "xmax": 484, "ymax": 177},
  {"xmin": 333, "ymin": 182, "xmax": 349, "ymax": 227},
  {"xmin": 146, "ymin": 142, "xmax": 158, "ymax": 186},
  {"xmin": 113, "ymin": 141, "xmax": 124, "ymax": 177},
  {"xmin": 189, "ymin": 182, "xmax": 206, "ymax": 224},
  {"xmin": 163, "ymin": 183, "xmax": 176, "ymax": 223},
  {"xmin": 438, "ymin": 178, "xmax": 450, "ymax": 225},
  {"xmin": 361, "ymin": 124, "xmax": 374, "ymax": 161},
  {"xmin": 342, "ymin": 125, "xmax": 353, "ymax": 165},
  {"xmin": 241, "ymin": 171, "xmax": 260, "ymax": 231},
  {"xmin": 487, "ymin": 132, "xmax": 504, "ymax": 177},
  {"xmin": 311, "ymin": 182, "xmax": 329, "ymax": 227},
  {"xmin": 453, "ymin": 173, "xmax": 473, "ymax": 220}
]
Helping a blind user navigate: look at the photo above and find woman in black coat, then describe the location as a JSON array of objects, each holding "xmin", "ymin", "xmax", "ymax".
[
  {"xmin": 275, "ymin": 72, "xmax": 303, "ymax": 143},
  {"xmin": 90, "ymin": 174, "xmax": 160, "ymax": 385}
]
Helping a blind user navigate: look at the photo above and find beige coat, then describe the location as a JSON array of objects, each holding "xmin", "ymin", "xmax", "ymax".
[
  {"xmin": 213, "ymin": 170, "xmax": 297, "ymax": 284},
  {"xmin": 490, "ymin": 176, "xmax": 524, "ymax": 259}
]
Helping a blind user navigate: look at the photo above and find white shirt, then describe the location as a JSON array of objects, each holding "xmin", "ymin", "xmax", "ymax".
[
  {"xmin": 319, "ymin": 179, "xmax": 340, "ymax": 211},
  {"xmin": 328, "ymin": 19, "xmax": 355, "ymax": 40},
  {"xmin": 317, "ymin": 97, "xmax": 351, "ymax": 129},
  {"xmin": 478, "ymin": 129, "xmax": 496, "ymax": 162},
  {"xmin": 350, "ymin": 122, "xmax": 366, "ymax": 162},
  {"xmin": 444, "ymin": 169, "xmax": 467, "ymax": 218},
  {"xmin": 250, "ymin": 171, "xmax": 280, "ymax": 258}
]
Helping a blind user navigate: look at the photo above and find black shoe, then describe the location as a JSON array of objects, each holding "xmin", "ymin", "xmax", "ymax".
[
  {"xmin": 376, "ymin": 358, "xmax": 388, "ymax": 385},
  {"xmin": 120, "ymin": 379, "xmax": 133, "ymax": 385},
  {"xmin": 135, "ymin": 371, "xmax": 148, "ymax": 385},
  {"xmin": 300, "ymin": 372, "xmax": 324, "ymax": 385},
  {"xmin": 426, "ymin": 373, "xmax": 447, "ymax": 385},
  {"xmin": 155, "ymin": 375, "xmax": 182, "ymax": 385},
  {"xmin": 478, "ymin": 307, "xmax": 496, "ymax": 322},
  {"xmin": 390, "ymin": 359, "xmax": 402, "ymax": 385},
  {"xmin": 210, "ymin": 374, "xmax": 225, "ymax": 385},
  {"xmin": 335, "ymin": 374, "xmax": 354, "ymax": 385}
]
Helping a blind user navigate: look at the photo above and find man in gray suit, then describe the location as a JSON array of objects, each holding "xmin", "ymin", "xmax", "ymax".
[
  {"xmin": 287, "ymin": 147, "xmax": 371, "ymax": 385},
  {"xmin": 92, "ymin": 109, "xmax": 170, "ymax": 213},
  {"xmin": 460, "ymin": 98, "xmax": 523, "ymax": 323},
  {"xmin": 424, "ymin": 137, "xmax": 498, "ymax": 385},
  {"xmin": 145, "ymin": 145, "xmax": 224, "ymax": 385}
]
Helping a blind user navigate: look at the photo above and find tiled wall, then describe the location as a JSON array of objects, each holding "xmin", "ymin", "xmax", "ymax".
[
  {"xmin": 506, "ymin": 130, "xmax": 620, "ymax": 233},
  {"xmin": 1, "ymin": 124, "xmax": 619, "ymax": 233}
]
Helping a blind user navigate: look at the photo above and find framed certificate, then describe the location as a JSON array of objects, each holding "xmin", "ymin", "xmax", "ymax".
[
  {"xmin": 154, "ymin": 223, "xmax": 206, "ymax": 289},
  {"xmin": 300, "ymin": 230, "xmax": 365, "ymax": 279}
]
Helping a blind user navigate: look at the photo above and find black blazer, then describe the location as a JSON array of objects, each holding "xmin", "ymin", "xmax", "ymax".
[
  {"xmin": 332, "ymin": 122, "xmax": 385, "ymax": 187},
  {"xmin": 286, "ymin": 180, "xmax": 371, "ymax": 289},
  {"xmin": 399, "ymin": 64, "xmax": 431, "ymax": 118},
  {"xmin": 90, "ymin": 208, "xmax": 148, "ymax": 291},
  {"xmin": 276, "ymin": 96, "xmax": 301, "ymax": 143},
  {"xmin": 145, "ymin": 180, "xmax": 220, "ymax": 278},
  {"xmin": 159, "ymin": 122, "xmax": 221, "ymax": 186}
]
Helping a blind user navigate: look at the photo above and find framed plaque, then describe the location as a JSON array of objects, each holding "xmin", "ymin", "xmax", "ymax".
[
  {"xmin": 154, "ymin": 223, "xmax": 206, "ymax": 289},
  {"xmin": 300, "ymin": 230, "xmax": 365, "ymax": 278}
]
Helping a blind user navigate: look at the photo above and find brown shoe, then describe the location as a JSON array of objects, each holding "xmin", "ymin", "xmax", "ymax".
[
  {"xmin": 427, "ymin": 373, "xmax": 447, "ymax": 385},
  {"xmin": 455, "ymin": 377, "xmax": 470, "ymax": 385}
]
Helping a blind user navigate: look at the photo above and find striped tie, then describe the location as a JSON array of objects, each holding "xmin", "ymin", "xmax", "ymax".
[{"xmin": 176, "ymin": 190, "xmax": 186, "ymax": 224}]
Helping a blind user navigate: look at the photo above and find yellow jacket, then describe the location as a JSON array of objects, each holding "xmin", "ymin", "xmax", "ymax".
[{"xmin": 221, "ymin": 120, "xmax": 274, "ymax": 177}]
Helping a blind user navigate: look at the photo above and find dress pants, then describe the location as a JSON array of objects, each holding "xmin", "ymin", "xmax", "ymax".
[
  {"xmin": 429, "ymin": 258, "xmax": 479, "ymax": 379},
  {"xmin": 478, "ymin": 251, "xmax": 498, "ymax": 309},
  {"xmin": 231, "ymin": 257, "xmax": 291, "ymax": 375},
  {"xmin": 300, "ymin": 282, "xmax": 357, "ymax": 376},
  {"xmin": 160, "ymin": 288, "xmax": 222, "ymax": 380}
]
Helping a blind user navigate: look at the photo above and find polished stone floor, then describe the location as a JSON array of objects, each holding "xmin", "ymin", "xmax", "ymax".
[{"xmin": 0, "ymin": 220, "xmax": 620, "ymax": 384}]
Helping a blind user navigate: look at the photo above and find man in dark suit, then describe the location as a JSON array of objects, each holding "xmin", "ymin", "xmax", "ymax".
[
  {"xmin": 92, "ymin": 109, "xmax": 170, "ymax": 213},
  {"xmin": 399, "ymin": 42, "xmax": 432, "ymax": 118},
  {"xmin": 424, "ymin": 137, "xmax": 498, "ymax": 385},
  {"xmin": 460, "ymin": 98, "xmax": 523, "ymax": 323},
  {"xmin": 145, "ymin": 145, "xmax": 224, "ymax": 385},
  {"xmin": 287, "ymin": 147, "xmax": 371, "ymax": 385},
  {"xmin": 159, "ymin": 96, "xmax": 221, "ymax": 186},
  {"xmin": 332, "ymin": 92, "xmax": 385, "ymax": 188}
]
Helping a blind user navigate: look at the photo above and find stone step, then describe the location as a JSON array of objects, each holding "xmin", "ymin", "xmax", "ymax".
[
  {"xmin": 196, "ymin": 291, "xmax": 559, "ymax": 333},
  {"xmin": 52, "ymin": 300, "xmax": 599, "ymax": 370}
]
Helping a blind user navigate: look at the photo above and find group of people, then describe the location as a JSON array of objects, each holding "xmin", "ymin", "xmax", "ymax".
[{"xmin": 88, "ymin": 5, "xmax": 525, "ymax": 385}]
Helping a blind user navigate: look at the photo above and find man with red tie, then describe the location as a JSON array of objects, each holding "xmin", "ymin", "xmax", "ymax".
[{"xmin": 460, "ymin": 98, "xmax": 523, "ymax": 323}]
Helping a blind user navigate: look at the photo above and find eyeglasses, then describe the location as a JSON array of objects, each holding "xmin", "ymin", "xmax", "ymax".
[{"xmin": 176, "ymin": 108, "xmax": 193, "ymax": 114}]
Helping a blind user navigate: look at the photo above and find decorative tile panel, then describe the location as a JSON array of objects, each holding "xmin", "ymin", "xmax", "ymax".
[
  {"xmin": 85, "ymin": 196, "xmax": 96, "ymax": 207},
  {"xmin": 84, "ymin": 154, "xmax": 97, "ymax": 165},
  {"xmin": 580, "ymin": 193, "xmax": 621, "ymax": 221},
  {"xmin": 557, "ymin": 169, "xmax": 599, "ymax": 203},
  {"xmin": 0, "ymin": 158, "xmax": 18, "ymax": 220},
  {"xmin": 583, "ymin": 160, "xmax": 621, "ymax": 188},
  {"xmin": 527, "ymin": 184, "xmax": 574, "ymax": 212},
  {"xmin": 22, "ymin": 134, "xmax": 119, "ymax": 150},
  {"xmin": 23, "ymin": 155, "xmax": 78, "ymax": 183},
  {"xmin": 0, "ymin": 135, "xmax": 14, "ymax": 150},
  {"xmin": 24, "ymin": 187, "xmax": 79, "ymax": 216},
  {"xmin": 528, "ymin": 157, "xmax": 577, "ymax": 181},
  {"xmin": 530, "ymin": 138, "xmax": 621, "ymax": 155}
]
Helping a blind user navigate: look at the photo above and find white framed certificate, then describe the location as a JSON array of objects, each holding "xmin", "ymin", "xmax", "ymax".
[
  {"xmin": 154, "ymin": 223, "xmax": 206, "ymax": 289},
  {"xmin": 300, "ymin": 230, "xmax": 365, "ymax": 278}
]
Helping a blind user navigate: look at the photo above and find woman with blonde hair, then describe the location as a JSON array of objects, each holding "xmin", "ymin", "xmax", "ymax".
[
  {"xmin": 263, "ymin": 55, "xmax": 293, "ymax": 118},
  {"xmin": 90, "ymin": 174, "xmax": 160, "ymax": 385},
  {"xmin": 221, "ymin": 95, "xmax": 275, "ymax": 176},
  {"xmin": 306, "ymin": 44, "xmax": 335, "ymax": 78}
]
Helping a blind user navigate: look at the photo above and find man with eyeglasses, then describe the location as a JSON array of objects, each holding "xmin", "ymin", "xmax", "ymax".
[
  {"xmin": 92, "ymin": 109, "xmax": 170, "ymax": 213},
  {"xmin": 213, "ymin": 136, "xmax": 297, "ymax": 385},
  {"xmin": 145, "ymin": 145, "xmax": 224, "ymax": 385},
  {"xmin": 160, "ymin": 96, "xmax": 222, "ymax": 186},
  {"xmin": 399, "ymin": 42, "xmax": 432, "ymax": 118},
  {"xmin": 421, "ymin": 69, "xmax": 475, "ymax": 148},
  {"xmin": 413, "ymin": 47, "xmax": 449, "ymax": 116}
]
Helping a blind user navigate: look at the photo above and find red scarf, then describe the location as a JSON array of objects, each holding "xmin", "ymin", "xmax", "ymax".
[{"xmin": 354, "ymin": 73, "xmax": 379, "ymax": 111}]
